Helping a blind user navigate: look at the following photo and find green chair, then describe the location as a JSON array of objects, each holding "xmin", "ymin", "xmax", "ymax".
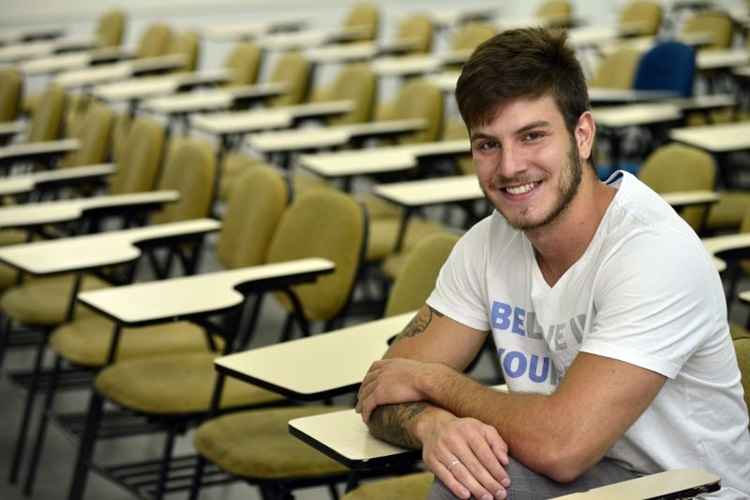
[
  {"xmin": 223, "ymin": 42, "xmax": 263, "ymax": 87},
  {"xmin": 618, "ymin": 1, "xmax": 662, "ymax": 36},
  {"xmin": 450, "ymin": 22, "xmax": 497, "ymax": 52},
  {"xmin": 134, "ymin": 23, "xmax": 173, "ymax": 59},
  {"xmin": 637, "ymin": 143, "xmax": 716, "ymax": 233},
  {"xmin": 395, "ymin": 13, "xmax": 434, "ymax": 54},
  {"xmin": 26, "ymin": 84, "xmax": 66, "ymax": 143},
  {"xmin": 536, "ymin": 0, "xmax": 573, "ymax": 25},
  {"xmin": 0, "ymin": 68, "xmax": 22, "ymax": 123},
  {"xmin": 590, "ymin": 47, "xmax": 643, "ymax": 90},
  {"xmin": 267, "ymin": 51, "xmax": 312, "ymax": 107},
  {"xmin": 342, "ymin": 471, "xmax": 435, "ymax": 500},
  {"xmin": 59, "ymin": 102, "xmax": 114, "ymax": 169},
  {"xmin": 191, "ymin": 232, "xmax": 458, "ymax": 500},
  {"xmin": 95, "ymin": 8, "xmax": 127, "ymax": 48},
  {"xmin": 313, "ymin": 64, "xmax": 377, "ymax": 126},
  {"xmin": 168, "ymin": 30, "xmax": 200, "ymax": 72},
  {"xmin": 343, "ymin": 2, "xmax": 380, "ymax": 42},
  {"xmin": 680, "ymin": 11, "xmax": 733, "ymax": 51}
]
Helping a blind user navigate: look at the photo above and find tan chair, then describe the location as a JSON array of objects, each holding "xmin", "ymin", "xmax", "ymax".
[
  {"xmin": 0, "ymin": 68, "xmax": 22, "ymax": 123},
  {"xmin": 167, "ymin": 30, "xmax": 200, "ymax": 72},
  {"xmin": 536, "ymin": 0, "xmax": 573, "ymax": 24},
  {"xmin": 26, "ymin": 84, "xmax": 66, "ymax": 143},
  {"xmin": 589, "ymin": 47, "xmax": 642, "ymax": 89},
  {"xmin": 680, "ymin": 11, "xmax": 733, "ymax": 51},
  {"xmin": 342, "ymin": 472, "xmax": 435, "ymax": 500},
  {"xmin": 638, "ymin": 143, "xmax": 716, "ymax": 233},
  {"xmin": 191, "ymin": 232, "xmax": 457, "ymax": 499},
  {"xmin": 134, "ymin": 23, "xmax": 173, "ymax": 59},
  {"xmin": 395, "ymin": 13, "xmax": 434, "ymax": 54},
  {"xmin": 59, "ymin": 103, "xmax": 114, "ymax": 169},
  {"xmin": 618, "ymin": 1, "xmax": 663, "ymax": 37},
  {"xmin": 223, "ymin": 42, "xmax": 262, "ymax": 87},
  {"xmin": 267, "ymin": 51, "xmax": 312, "ymax": 107},
  {"xmin": 450, "ymin": 22, "xmax": 497, "ymax": 52},
  {"xmin": 343, "ymin": 2, "xmax": 380, "ymax": 42},
  {"xmin": 95, "ymin": 8, "xmax": 126, "ymax": 47},
  {"xmin": 311, "ymin": 63, "xmax": 377, "ymax": 126}
]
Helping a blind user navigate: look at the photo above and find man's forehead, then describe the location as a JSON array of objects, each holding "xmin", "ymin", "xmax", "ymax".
[{"xmin": 470, "ymin": 95, "xmax": 564, "ymax": 134}]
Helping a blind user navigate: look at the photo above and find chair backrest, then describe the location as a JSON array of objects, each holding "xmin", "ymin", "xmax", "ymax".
[
  {"xmin": 590, "ymin": 47, "xmax": 642, "ymax": 89},
  {"xmin": 638, "ymin": 143, "xmax": 716, "ymax": 231},
  {"xmin": 343, "ymin": 2, "xmax": 379, "ymax": 41},
  {"xmin": 385, "ymin": 79, "xmax": 444, "ymax": 144},
  {"xmin": 618, "ymin": 1, "xmax": 662, "ymax": 36},
  {"xmin": 111, "ymin": 112, "xmax": 132, "ymax": 164},
  {"xmin": 151, "ymin": 138, "xmax": 215, "ymax": 224},
  {"xmin": 396, "ymin": 14, "xmax": 433, "ymax": 54},
  {"xmin": 168, "ymin": 31, "xmax": 200, "ymax": 71},
  {"xmin": 633, "ymin": 41, "xmax": 695, "ymax": 97},
  {"xmin": 267, "ymin": 52, "xmax": 311, "ymax": 107},
  {"xmin": 28, "ymin": 84, "xmax": 66, "ymax": 142},
  {"xmin": 536, "ymin": 0, "xmax": 572, "ymax": 20},
  {"xmin": 96, "ymin": 9, "xmax": 126, "ymax": 47},
  {"xmin": 451, "ymin": 22, "xmax": 497, "ymax": 52},
  {"xmin": 323, "ymin": 64, "xmax": 376, "ymax": 126},
  {"xmin": 734, "ymin": 338, "xmax": 749, "ymax": 416},
  {"xmin": 60, "ymin": 103, "xmax": 114, "ymax": 168},
  {"xmin": 266, "ymin": 190, "xmax": 366, "ymax": 322},
  {"xmin": 442, "ymin": 117, "xmax": 473, "ymax": 175},
  {"xmin": 217, "ymin": 165, "xmax": 289, "ymax": 269},
  {"xmin": 0, "ymin": 68, "xmax": 22, "ymax": 122},
  {"xmin": 223, "ymin": 42, "xmax": 262, "ymax": 87},
  {"xmin": 385, "ymin": 233, "xmax": 459, "ymax": 317},
  {"xmin": 108, "ymin": 116, "xmax": 165, "ymax": 195},
  {"xmin": 681, "ymin": 11, "xmax": 733, "ymax": 51},
  {"xmin": 135, "ymin": 23, "xmax": 172, "ymax": 59}
]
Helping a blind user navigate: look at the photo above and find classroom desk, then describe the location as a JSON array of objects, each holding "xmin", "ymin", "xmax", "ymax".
[
  {"xmin": 0, "ymin": 164, "xmax": 115, "ymax": 197},
  {"xmin": 0, "ymin": 139, "xmax": 80, "ymax": 168},
  {"xmin": 0, "ymin": 190, "xmax": 178, "ymax": 230},
  {"xmin": 371, "ymin": 50, "xmax": 472, "ymax": 78},
  {"xmin": 305, "ymin": 39, "xmax": 421, "ymax": 65},
  {"xmin": 553, "ymin": 470, "xmax": 720, "ymax": 499},
  {"xmin": 428, "ymin": 7, "xmax": 499, "ymax": 29},
  {"xmin": 697, "ymin": 48, "xmax": 750, "ymax": 71},
  {"xmin": 20, "ymin": 47, "xmax": 133, "ymax": 76},
  {"xmin": 55, "ymin": 54, "xmax": 187, "ymax": 89},
  {"xmin": 246, "ymin": 119, "xmax": 426, "ymax": 156},
  {"xmin": 199, "ymin": 19, "xmax": 306, "ymax": 42},
  {"xmin": 214, "ymin": 312, "xmax": 412, "ymax": 400},
  {"xmin": 670, "ymin": 121, "xmax": 750, "ymax": 187},
  {"xmin": 0, "ymin": 218, "xmax": 220, "ymax": 276},
  {"xmin": 92, "ymin": 69, "xmax": 229, "ymax": 103},
  {"xmin": 588, "ymin": 88, "xmax": 678, "ymax": 105},
  {"xmin": 257, "ymin": 26, "xmax": 370, "ymax": 51},
  {"xmin": 0, "ymin": 27, "xmax": 65, "ymax": 46},
  {"xmin": 0, "ymin": 121, "xmax": 26, "ymax": 145},
  {"xmin": 0, "ymin": 36, "xmax": 97, "ymax": 64},
  {"xmin": 298, "ymin": 139, "xmax": 469, "ymax": 189}
]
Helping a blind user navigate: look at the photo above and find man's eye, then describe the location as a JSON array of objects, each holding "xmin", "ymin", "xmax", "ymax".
[
  {"xmin": 475, "ymin": 141, "xmax": 498, "ymax": 152},
  {"xmin": 522, "ymin": 132, "xmax": 544, "ymax": 142}
]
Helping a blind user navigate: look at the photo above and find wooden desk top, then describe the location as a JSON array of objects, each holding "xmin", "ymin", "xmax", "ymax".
[
  {"xmin": 143, "ymin": 82, "xmax": 286, "ymax": 115},
  {"xmin": 0, "ymin": 121, "xmax": 26, "ymax": 137},
  {"xmin": 306, "ymin": 42, "xmax": 379, "ymax": 64},
  {"xmin": 0, "ymin": 27, "xmax": 65, "ymax": 46},
  {"xmin": 697, "ymin": 49, "xmax": 750, "ymax": 71},
  {"xmin": 661, "ymin": 190, "xmax": 719, "ymax": 207},
  {"xmin": 374, "ymin": 175, "xmax": 481, "ymax": 208},
  {"xmin": 78, "ymin": 258, "xmax": 334, "ymax": 325},
  {"xmin": 246, "ymin": 119, "xmax": 426, "ymax": 154},
  {"xmin": 0, "ymin": 218, "xmax": 219, "ymax": 275},
  {"xmin": 0, "ymin": 164, "xmax": 114, "ymax": 196},
  {"xmin": 0, "ymin": 35, "xmax": 95, "ymax": 63},
  {"xmin": 428, "ymin": 7, "xmax": 498, "ymax": 28},
  {"xmin": 0, "ymin": 138, "xmax": 80, "ymax": 162},
  {"xmin": 739, "ymin": 290, "xmax": 750, "ymax": 304},
  {"xmin": 702, "ymin": 232, "xmax": 750, "ymax": 256},
  {"xmin": 372, "ymin": 50, "xmax": 470, "ymax": 77},
  {"xmin": 588, "ymin": 88, "xmax": 677, "ymax": 105},
  {"xmin": 191, "ymin": 100, "xmax": 353, "ymax": 135},
  {"xmin": 200, "ymin": 19, "xmax": 306, "ymax": 41},
  {"xmin": 216, "ymin": 312, "xmax": 412, "ymax": 399},
  {"xmin": 257, "ymin": 27, "xmax": 366, "ymax": 51},
  {"xmin": 93, "ymin": 69, "xmax": 228, "ymax": 102},
  {"xmin": 55, "ymin": 54, "xmax": 186, "ymax": 89},
  {"xmin": 426, "ymin": 71, "xmax": 461, "ymax": 93},
  {"xmin": 670, "ymin": 122, "xmax": 750, "ymax": 152},
  {"xmin": 0, "ymin": 190, "xmax": 178, "ymax": 229},
  {"xmin": 592, "ymin": 103, "xmax": 682, "ymax": 128},
  {"xmin": 552, "ymin": 469, "xmax": 720, "ymax": 499},
  {"xmin": 298, "ymin": 139, "xmax": 468, "ymax": 177}
]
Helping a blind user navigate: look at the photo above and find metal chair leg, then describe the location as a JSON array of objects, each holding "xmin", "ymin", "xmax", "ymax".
[
  {"xmin": 66, "ymin": 390, "xmax": 105, "ymax": 500},
  {"xmin": 9, "ymin": 331, "xmax": 49, "ymax": 484},
  {"xmin": 22, "ymin": 354, "xmax": 63, "ymax": 495},
  {"xmin": 154, "ymin": 426, "xmax": 178, "ymax": 500}
]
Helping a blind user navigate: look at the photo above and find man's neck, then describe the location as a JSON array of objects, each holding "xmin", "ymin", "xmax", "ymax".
[{"xmin": 526, "ymin": 170, "xmax": 616, "ymax": 287}]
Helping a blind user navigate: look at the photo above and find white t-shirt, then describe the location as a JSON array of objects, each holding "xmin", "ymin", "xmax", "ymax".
[{"xmin": 427, "ymin": 172, "xmax": 750, "ymax": 498}]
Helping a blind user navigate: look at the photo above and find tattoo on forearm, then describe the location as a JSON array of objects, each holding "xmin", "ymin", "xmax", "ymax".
[
  {"xmin": 394, "ymin": 306, "xmax": 444, "ymax": 342},
  {"xmin": 368, "ymin": 403, "xmax": 426, "ymax": 449}
]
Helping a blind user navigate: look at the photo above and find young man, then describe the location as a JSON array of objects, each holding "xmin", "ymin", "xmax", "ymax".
[{"xmin": 355, "ymin": 28, "xmax": 750, "ymax": 500}]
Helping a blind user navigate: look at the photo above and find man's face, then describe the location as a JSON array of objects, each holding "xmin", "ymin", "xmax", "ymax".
[{"xmin": 471, "ymin": 95, "xmax": 584, "ymax": 231}]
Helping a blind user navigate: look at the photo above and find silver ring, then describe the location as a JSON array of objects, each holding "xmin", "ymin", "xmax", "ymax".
[{"xmin": 448, "ymin": 459, "xmax": 461, "ymax": 468}]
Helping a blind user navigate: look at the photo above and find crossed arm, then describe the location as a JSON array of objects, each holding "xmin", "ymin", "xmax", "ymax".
[{"xmin": 356, "ymin": 305, "xmax": 667, "ymax": 499}]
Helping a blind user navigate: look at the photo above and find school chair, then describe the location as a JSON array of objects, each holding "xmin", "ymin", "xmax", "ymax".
[
  {"xmin": 95, "ymin": 8, "xmax": 127, "ymax": 48},
  {"xmin": 589, "ymin": 47, "xmax": 643, "ymax": 90},
  {"xmin": 343, "ymin": 2, "xmax": 380, "ymax": 42},
  {"xmin": 395, "ymin": 13, "xmax": 434, "ymax": 54},
  {"xmin": 681, "ymin": 10, "xmax": 734, "ymax": 51},
  {"xmin": 0, "ymin": 67, "xmax": 22, "ymax": 124},
  {"xmin": 223, "ymin": 42, "xmax": 263, "ymax": 87},
  {"xmin": 633, "ymin": 41, "xmax": 696, "ymax": 97},
  {"xmin": 618, "ymin": 1, "xmax": 663, "ymax": 37}
]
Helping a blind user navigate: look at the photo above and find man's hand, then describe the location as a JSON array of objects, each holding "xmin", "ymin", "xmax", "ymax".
[
  {"xmin": 356, "ymin": 358, "xmax": 445, "ymax": 422},
  {"xmin": 418, "ymin": 409, "xmax": 511, "ymax": 500}
]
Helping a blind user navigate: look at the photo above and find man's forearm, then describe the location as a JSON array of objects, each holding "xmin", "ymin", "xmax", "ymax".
[{"xmin": 367, "ymin": 402, "xmax": 428, "ymax": 449}]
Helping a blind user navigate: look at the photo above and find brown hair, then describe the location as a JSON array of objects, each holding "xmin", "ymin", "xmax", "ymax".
[{"xmin": 456, "ymin": 27, "xmax": 589, "ymax": 135}]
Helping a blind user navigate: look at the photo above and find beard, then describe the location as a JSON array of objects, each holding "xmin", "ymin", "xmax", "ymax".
[{"xmin": 490, "ymin": 137, "xmax": 583, "ymax": 231}]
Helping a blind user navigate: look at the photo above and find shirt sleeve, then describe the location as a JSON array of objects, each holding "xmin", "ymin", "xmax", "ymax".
[
  {"xmin": 581, "ymin": 227, "xmax": 726, "ymax": 379},
  {"xmin": 426, "ymin": 217, "xmax": 492, "ymax": 332}
]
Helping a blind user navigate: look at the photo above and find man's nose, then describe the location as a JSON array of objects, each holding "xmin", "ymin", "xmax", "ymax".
[{"xmin": 496, "ymin": 144, "xmax": 525, "ymax": 178}]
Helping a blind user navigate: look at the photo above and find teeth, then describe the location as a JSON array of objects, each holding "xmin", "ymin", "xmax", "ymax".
[{"xmin": 505, "ymin": 182, "xmax": 536, "ymax": 195}]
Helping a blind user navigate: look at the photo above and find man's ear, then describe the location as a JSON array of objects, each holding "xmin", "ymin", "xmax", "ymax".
[{"xmin": 575, "ymin": 111, "xmax": 596, "ymax": 162}]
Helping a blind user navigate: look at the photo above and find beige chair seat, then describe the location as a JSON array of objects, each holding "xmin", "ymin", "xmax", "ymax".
[
  {"xmin": 0, "ymin": 264, "xmax": 19, "ymax": 292},
  {"xmin": 0, "ymin": 229, "xmax": 27, "ymax": 245},
  {"xmin": 367, "ymin": 217, "xmax": 447, "ymax": 262},
  {"xmin": 1, "ymin": 274, "xmax": 109, "ymax": 325},
  {"xmin": 730, "ymin": 322, "xmax": 750, "ymax": 341},
  {"xmin": 50, "ymin": 317, "xmax": 222, "ymax": 368},
  {"xmin": 95, "ymin": 352, "xmax": 284, "ymax": 415},
  {"xmin": 194, "ymin": 405, "xmax": 349, "ymax": 479},
  {"xmin": 342, "ymin": 472, "xmax": 434, "ymax": 500},
  {"xmin": 358, "ymin": 192, "xmax": 402, "ymax": 219},
  {"xmin": 707, "ymin": 192, "xmax": 750, "ymax": 232}
]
